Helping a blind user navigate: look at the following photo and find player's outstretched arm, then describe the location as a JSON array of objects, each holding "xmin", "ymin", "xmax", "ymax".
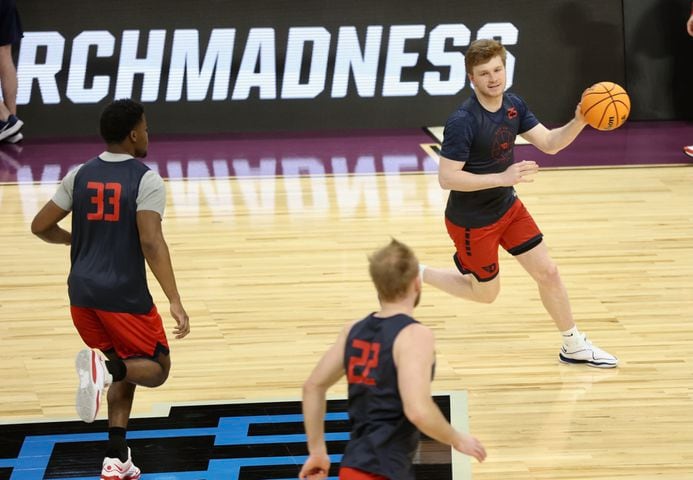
[
  {"xmin": 30, "ymin": 201, "xmax": 71, "ymax": 245},
  {"xmin": 520, "ymin": 104, "xmax": 588, "ymax": 155},
  {"xmin": 395, "ymin": 324, "xmax": 487, "ymax": 462},
  {"xmin": 300, "ymin": 324, "xmax": 351, "ymax": 479},
  {"xmin": 137, "ymin": 210, "xmax": 190, "ymax": 339}
]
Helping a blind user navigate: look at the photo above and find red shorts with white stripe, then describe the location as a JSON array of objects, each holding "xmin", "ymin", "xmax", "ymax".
[
  {"xmin": 445, "ymin": 198, "xmax": 543, "ymax": 282},
  {"xmin": 71, "ymin": 305, "xmax": 169, "ymax": 359}
]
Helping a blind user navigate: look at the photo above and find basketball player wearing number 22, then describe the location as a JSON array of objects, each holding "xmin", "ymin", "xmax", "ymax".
[
  {"xmin": 425, "ymin": 39, "xmax": 619, "ymax": 368},
  {"xmin": 299, "ymin": 240, "xmax": 486, "ymax": 480}
]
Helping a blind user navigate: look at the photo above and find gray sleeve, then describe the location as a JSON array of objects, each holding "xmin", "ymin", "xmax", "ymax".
[
  {"xmin": 51, "ymin": 165, "xmax": 82, "ymax": 211},
  {"xmin": 137, "ymin": 170, "xmax": 166, "ymax": 217}
]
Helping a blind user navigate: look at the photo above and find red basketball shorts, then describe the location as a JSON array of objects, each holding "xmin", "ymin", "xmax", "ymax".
[
  {"xmin": 445, "ymin": 198, "xmax": 543, "ymax": 282},
  {"xmin": 339, "ymin": 467, "xmax": 389, "ymax": 480},
  {"xmin": 71, "ymin": 304, "xmax": 169, "ymax": 359}
]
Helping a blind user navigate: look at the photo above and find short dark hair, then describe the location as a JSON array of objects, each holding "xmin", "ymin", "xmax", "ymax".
[{"xmin": 99, "ymin": 99, "xmax": 144, "ymax": 144}]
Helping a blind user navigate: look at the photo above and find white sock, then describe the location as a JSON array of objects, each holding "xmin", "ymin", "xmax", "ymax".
[
  {"xmin": 419, "ymin": 264, "xmax": 427, "ymax": 283},
  {"xmin": 561, "ymin": 326, "xmax": 585, "ymax": 348}
]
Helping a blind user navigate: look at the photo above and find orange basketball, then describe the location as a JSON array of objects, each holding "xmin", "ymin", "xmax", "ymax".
[{"xmin": 580, "ymin": 82, "xmax": 630, "ymax": 131}]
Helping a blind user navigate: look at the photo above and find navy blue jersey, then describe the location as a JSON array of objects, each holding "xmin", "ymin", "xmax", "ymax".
[
  {"xmin": 68, "ymin": 157, "xmax": 153, "ymax": 313},
  {"xmin": 340, "ymin": 313, "xmax": 422, "ymax": 480},
  {"xmin": 440, "ymin": 92, "xmax": 539, "ymax": 228}
]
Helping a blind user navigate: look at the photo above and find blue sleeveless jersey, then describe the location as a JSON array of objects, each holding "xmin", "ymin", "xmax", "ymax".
[
  {"xmin": 440, "ymin": 92, "xmax": 539, "ymax": 227},
  {"xmin": 341, "ymin": 313, "xmax": 421, "ymax": 479},
  {"xmin": 68, "ymin": 157, "xmax": 153, "ymax": 313}
]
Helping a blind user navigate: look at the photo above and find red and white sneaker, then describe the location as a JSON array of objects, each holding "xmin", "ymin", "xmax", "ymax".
[
  {"xmin": 684, "ymin": 145, "xmax": 693, "ymax": 158},
  {"xmin": 101, "ymin": 448, "xmax": 141, "ymax": 480},
  {"xmin": 75, "ymin": 348, "xmax": 112, "ymax": 423}
]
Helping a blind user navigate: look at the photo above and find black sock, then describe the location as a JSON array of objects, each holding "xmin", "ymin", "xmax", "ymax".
[
  {"xmin": 105, "ymin": 427, "xmax": 128, "ymax": 462},
  {"xmin": 105, "ymin": 358, "xmax": 127, "ymax": 382}
]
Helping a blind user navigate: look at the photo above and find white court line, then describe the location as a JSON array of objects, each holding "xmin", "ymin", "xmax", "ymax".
[{"xmin": 448, "ymin": 390, "xmax": 472, "ymax": 480}]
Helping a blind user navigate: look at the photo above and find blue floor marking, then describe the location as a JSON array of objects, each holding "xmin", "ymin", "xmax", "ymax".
[{"xmin": 2, "ymin": 412, "xmax": 349, "ymax": 479}]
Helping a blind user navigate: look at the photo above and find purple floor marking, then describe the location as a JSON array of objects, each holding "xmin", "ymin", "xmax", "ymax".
[
  {"xmin": 1, "ymin": 122, "xmax": 691, "ymax": 184},
  {"xmin": 516, "ymin": 120, "xmax": 693, "ymax": 168}
]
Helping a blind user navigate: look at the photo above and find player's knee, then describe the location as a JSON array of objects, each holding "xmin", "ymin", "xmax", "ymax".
[
  {"xmin": 477, "ymin": 290, "xmax": 499, "ymax": 304},
  {"xmin": 146, "ymin": 359, "xmax": 170, "ymax": 387},
  {"xmin": 152, "ymin": 374, "xmax": 168, "ymax": 387},
  {"xmin": 474, "ymin": 282, "xmax": 500, "ymax": 303},
  {"xmin": 146, "ymin": 371, "xmax": 169, "ymax": 388},
  {"xmin": 535, "ymin": 262, "xmax": 560, "ymax": 285},
  {"xmin": 155, "ymin": 363, "xmax": 171, "ymax": 386}
]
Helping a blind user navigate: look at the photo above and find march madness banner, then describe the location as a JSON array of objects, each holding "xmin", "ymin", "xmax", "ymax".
[{"xmin": 17, "ymin": 0, "xmax": 625, "ymax": 137}]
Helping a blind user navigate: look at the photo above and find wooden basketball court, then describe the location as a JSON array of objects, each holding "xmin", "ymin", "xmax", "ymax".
[{"xmin": 1, "ymin": 142, "xmax": 692, "ymax": 478}]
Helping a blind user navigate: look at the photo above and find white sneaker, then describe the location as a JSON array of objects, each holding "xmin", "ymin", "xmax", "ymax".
[
  {"xmin": 3, "ymin": 132, "xmax": 23, "ymax": 144},
  {"xmin": 684, "ymin": 145, "xmax": 693, "ymax": 158},
  {"xmin": 75, "ymin": 348, "xmax": 112, "ymax": 423},
  {"xmin": 101, "ymin": 448, "xmax": 141, "ymax": 480},
  {"xmin": 0, "ymin": 115, "xmax": 23, "ymax": 142},
  {"xmin": 559, "ymin": 335, "xmax": 618, "ymax": 368}
]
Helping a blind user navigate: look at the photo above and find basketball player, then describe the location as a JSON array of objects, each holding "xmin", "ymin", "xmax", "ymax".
[
  {"xmin": 422, "ymin": 39, "xmax": 618, "ymax": 368},
  {"xmin": 31, "ymin": 99, "xmax": 190, "ymax": 479},
  {"xmin": 684, "ymin": 1, "xmax": 693, "ymax": 158},
  {"xmin": 299, "ymin": 239, "xmax": 486, "ymax": 480}
]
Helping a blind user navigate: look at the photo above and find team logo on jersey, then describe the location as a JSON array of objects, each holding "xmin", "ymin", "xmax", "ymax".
[
  {"xmin": 481, "ymin": 263, "xmax": 497, "ymax": 274},
  {"xmin": 491, "ymin": 126, "xmax": 514, "ymax": 164},
  {"xmin": 507, "ymin": 107, "xmax": 518, "ymax": 119}
]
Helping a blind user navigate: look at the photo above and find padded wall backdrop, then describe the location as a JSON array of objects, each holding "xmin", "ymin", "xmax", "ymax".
[
  {"xmin": 16, "ymin": 0, "xmax": 627, "ymax": 137},
  {"xmin": 623, "ymin": 0, "xmax": 693, "ymax": 121}
]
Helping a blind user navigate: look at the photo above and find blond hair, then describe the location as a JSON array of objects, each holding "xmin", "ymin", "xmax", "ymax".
[
  {"xmin": 465, "ymin": 39, "xmax": 507, "ymax": 74},
  {"xmin": 368, "ymin": 239, "xmax": 419, "ymax": 302}
]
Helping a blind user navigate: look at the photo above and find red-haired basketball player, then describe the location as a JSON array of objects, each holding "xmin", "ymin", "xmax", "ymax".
[
  {"xmin": 31, "ymin": 99, "xmax": 190, "ymax": 480},
  {"xmin": 423, "ymin": 39, "xmax": 618, "ymax": 368},
  {"xmin": 299, "ymin": 239, "xmax": 486, "ymax": 480}
]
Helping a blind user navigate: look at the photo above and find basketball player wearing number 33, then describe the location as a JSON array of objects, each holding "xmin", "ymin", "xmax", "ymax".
[
  {"xmin": 31, "ymin": 99, "xmax": 190, "ymax": 480},
  {"xmin": 299, "ymin": 239, "xmax": 486, "ymax": 480},
  {"xmin": 422, "ymin": 39, "xmax": 618, "ymax": 368}
]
